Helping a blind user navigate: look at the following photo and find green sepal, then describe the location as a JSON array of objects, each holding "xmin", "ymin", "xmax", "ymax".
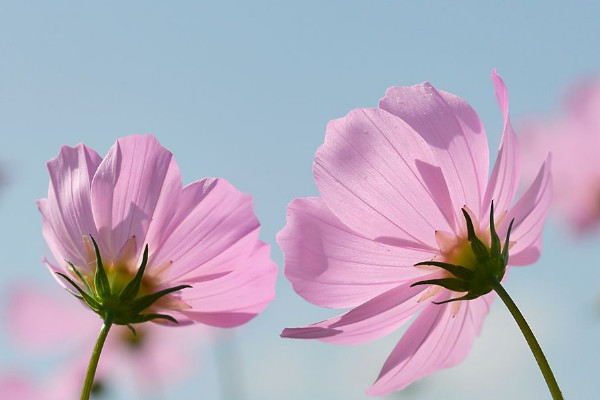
[
  {"xmin": 411, "ymin": 277, "xmax": 469, "ymax": 292},
  {"xmin": 55, "ymin": 272, "xmax": 102, "ymax": 312},
  {"xmin": 66, "ymin": 291, "xmax": 84, "ymax": 302},
  {"xmin": 461, "ymin": 208, "xmax": 489, "ymax": 261},
  {"xmin": 502, "ymin": 218, "xmax": 515, "ymax": 266},
  {"xmin": 60, "ymin": 240, "xmax": 191, "ymax": 327},
  {"xmin": 125, "ymin": 324, "xmax": 137, "ymax": 336},
  {"xmin": 66, "ymin": 261, "xmax": 93, "ymax": 294},
  {"xmin": 130, "ymin": 313, "xmax": 179, "ymax": 324},
  {"xmin": 130, "ymin": 284, "xmax": 192, "ymax": 313},
  {"xmin": 417, "ymin": 202, "xmax": 515, "ymax": 306},
  {"xmin": 489, "ymin": 201, "xmax": 501, "ymax": 257},
  {"xmin": 119, "ymin": 244, "xmax": 149, "ymax": 302},
  {"xmin": 90, "ymin": 235, "xmax": 111, "ymax": 298},
  {"xmin": 414, "ymin": 261, "xmax": 475, "ymax": 280},
  {"xmin": 433, "ymin": 292, "xmax": 480, "ymax": 305}
]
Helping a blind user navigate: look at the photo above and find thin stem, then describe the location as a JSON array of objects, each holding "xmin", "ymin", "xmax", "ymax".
[
  {"xmin": 81, "ymin": 314, "xmax": 113, "ymax": 400},
  {"xmin": 491, "ymin": 281, "xmax": 563, "ymax": 400}
]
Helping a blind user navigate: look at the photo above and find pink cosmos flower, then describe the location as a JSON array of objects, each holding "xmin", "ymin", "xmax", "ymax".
[
  {"xmin": 7, "ymin": 285, "xmax": 208, "ymax": 397},
  {"xmin": 0, "ymin": 375, "xmax": 42, "ymax": 400},
  {"xmin": 520, "ymin": 79, "xmax": 600, "ymax": 233},
  {"xmin": 38, "ymin": 134, "xmax": 277, "ymax": 328},
  {"xmin": 279, "ymin": 71, "xmax": 552, "ymax": 396}
]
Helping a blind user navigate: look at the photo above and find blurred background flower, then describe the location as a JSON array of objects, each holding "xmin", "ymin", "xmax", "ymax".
[
  {"xmin": 4, "ymin": 283, "xmax": 213, "ymax": 398},
  {"xmin": 520, "ymin": 79, "xmax": 600, "ymax": 234}
]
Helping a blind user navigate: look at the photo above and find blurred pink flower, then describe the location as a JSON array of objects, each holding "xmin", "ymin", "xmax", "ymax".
[
  {"xmin": 38, "ymin": 134, "xmax": 277, "ymax": 328},
  {"xmin": 7, "ymin": 284, "xmax": 210, "ymax": 397},
  {"xmin": 521, "ymin": 79, "xmax": 600, "ymax": 233},
  {"xmin": 0, "ymin": 375, "xmax": 40, "ymax": 400},
  {"xmin": 279, "ymin": 71, "xmax": 551, "ymax": 396}
]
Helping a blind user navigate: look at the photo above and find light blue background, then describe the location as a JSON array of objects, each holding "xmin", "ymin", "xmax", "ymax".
[{"xmin": 0, "ymin": 1, "xmax": 598, "ymax": 399}]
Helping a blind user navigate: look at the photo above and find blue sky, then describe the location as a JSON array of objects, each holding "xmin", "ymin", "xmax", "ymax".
[{"xmin": 1, "ymin": 1, "xmax": 599, "ymax": 399}]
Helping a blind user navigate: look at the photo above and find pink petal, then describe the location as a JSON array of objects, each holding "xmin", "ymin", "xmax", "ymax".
[
  {"xmin": 39, "ymin": 144, "xmax": 102, "ymax": 272},
  {"xmin": 379, "ymin": 83, "xmax": 489, "ymax": 224},
  {"xmin": 367, "ymin": 294, "xmax": 493, "ymax": 396},
  {"xmin": 314, "ymin": 108, "xmax": 453, "ymax": 249},
  {"xmin": 281, "ymin": 280, "xmax": 433, "ymax": 345},
  {"xmin": 278, "ymin": 197, "xmax": 435, "ymax": 308},
  {"xmin": 90, "ymin": 135, "xmax": 182, "ymax": 263},
  {"xmin": 503, "ymin": 156, "xmax": 552, "ymax": 266},
  {"xmin": 149, "ymin": 178, "xmax": 261, "ymax": 282},
  {"xmin": 178, "ymin": 241, "xmax": 277, "ymax": 328},
  {"xmin": 482, "ymin": 70, "xmax": 521, "ymax": 221}
]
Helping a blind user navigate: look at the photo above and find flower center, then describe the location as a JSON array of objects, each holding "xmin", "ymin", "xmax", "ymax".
[
  {"xmin": 57, "ymin": 235, "xmax": 191, "ymax": 326},
  {"xmin": 412, "ymin": 203, "xmax": 514, "ymax": 306},
  {"xmin": 441, "ymin": 237, "xmax": 479, "ymax": 271}
]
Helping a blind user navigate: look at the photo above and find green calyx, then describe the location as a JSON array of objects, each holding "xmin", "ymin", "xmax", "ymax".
[
  {"xmin": 56, "ymin": 235, "xmax": 191, "ymax": 328},
  {"xmin": 411, "ymin": 201, "xmax": 514, "ymax": 305}
]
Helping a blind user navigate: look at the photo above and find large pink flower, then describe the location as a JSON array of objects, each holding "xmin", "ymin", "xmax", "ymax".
[
  {"xmin": 38, "ymin": 134, "xmax": 277, "ymax": 328},
  {"xmin": 279, "ymin": 71, "xmax": 551, "ymax": 396},
  {"xmin": 520, "ymin": 79, "xmax": 600, "ymax": 233}
]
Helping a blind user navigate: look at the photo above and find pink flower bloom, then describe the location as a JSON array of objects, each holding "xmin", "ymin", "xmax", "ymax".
[
  {"xmin": 279, "ymin": 71, "xmax": 551, "ymax": 396},
  {"xmin": 520, "ymin": 79, "xmax": 600, "ymax": 233},
  {"xmin": 0, "ymin": 375, "xmax": 39, "ymax": 400},
  {"xmin": 7, "ymin": 284, "xmax": 209, "ymax": 397},
  {"xmin": 38, "ymin": 134, "xmax": 277, "ymax": 328}
]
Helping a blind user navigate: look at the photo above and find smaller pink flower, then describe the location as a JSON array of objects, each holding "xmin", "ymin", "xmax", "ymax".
[
  {"xmin": 38, "ymin": 134, "xmax": 277, "ymax": 328},
  {"xmin": 521, "ymin": 79, "xmax": 600, "ymax": 233},
  {"xmin": 0, "ymin": 375, "xmax": 42, "ymax": 400},
  {"xmin": 7, "ymin": 284, "xmax": 209, "ymax": 396},
  {"xmin": 279, "ymin": 71, "xmax": 551, "ymax": 396}
]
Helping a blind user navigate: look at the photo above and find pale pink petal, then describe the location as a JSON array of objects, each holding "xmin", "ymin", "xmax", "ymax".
[
  {"xmin": 314, "ymin": 108, "xmax": 453, "ymax": 249},
  {"xmin": 90, "ymin": 135, "xmax": 182, "ymax": 263},
  {"xmin": 149, "ymin": 178, "xmax": 261, "ymax": 282},
  {"xmin": 502, "ymin": 156, "xmax": 552, "ymax": 265},
  {"xmin": 39, "ymin": 144, "xmax": 102, "ymax": 272},
  {"xmin": 281, "ymin": 281, "xmax": 433, "ymax": 345},
  {"xmin": 367, "ymin": 294, "xmax": 493, "ymax": 396},
  {"xmin": 278, "ymin": 197, "xmax": 435, "ymax": 308},
  {"xmin": 482, "ymin": 70, "xmax": 521, "ymax": 221},
  {"xmin": 177, "ymin": 241, "xmax": 277, "ymax": 328},
  {"xmin": 380, "ymin": 83, "xmax": 489, "ymax": 223}
]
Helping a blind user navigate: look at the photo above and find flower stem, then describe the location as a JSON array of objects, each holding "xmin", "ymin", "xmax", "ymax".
[
  {"xmin": 491, "ymin": 281, "xmax": 563, "ymax": 400},
  {"xmin": 81, "ymin": 313, "xmax": 113, "ymax": 400}
]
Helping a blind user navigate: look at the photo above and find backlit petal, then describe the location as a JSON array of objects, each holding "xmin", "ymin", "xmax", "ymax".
[
  {"xmin": 281, "ymin": 280, "xmax": 433, "ymax": 345},
  {"xmin": 367, "ymin": 294, "xmax": 493, "ymax": 396},
  {"xmin": 503, "ymin": 156, "xmax": 552, "ymax": 265},
  {"xmin": 482, "ymin": 70, "xmax": 520, "ymax": 221},
  {"xmin": 314, "ymin": 108, "xmax": 453, "ymax": 249},
  {"xmin": 279, "ymin": 197, "xmax": 435, "ymax": 308},
  {"xmin": 178, "ymin": 242, "xmax": 277, "ymax": 328},
  {"xmin": 149, "ymin": 178, "xmax": 261, "ymax": 282},
  {"xmin": 40, "ymin": 144, "xmax": 102, "ymax": 272},
  {"xmin": 380, "ymin": 83, "xmax": 489, "ymax": 223},
  {"xmin": 90, "ymin": 135, "xmax": 182, "ymax": 263}
]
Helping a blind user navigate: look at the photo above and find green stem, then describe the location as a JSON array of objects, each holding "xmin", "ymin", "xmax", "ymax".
[
  {"xmin": 491, "ymin": 281, "xmax": 563, "ymax": 400},
  {"xmin": 81, "ymin": 314, "xmax": 113, "ymax": 400}
]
